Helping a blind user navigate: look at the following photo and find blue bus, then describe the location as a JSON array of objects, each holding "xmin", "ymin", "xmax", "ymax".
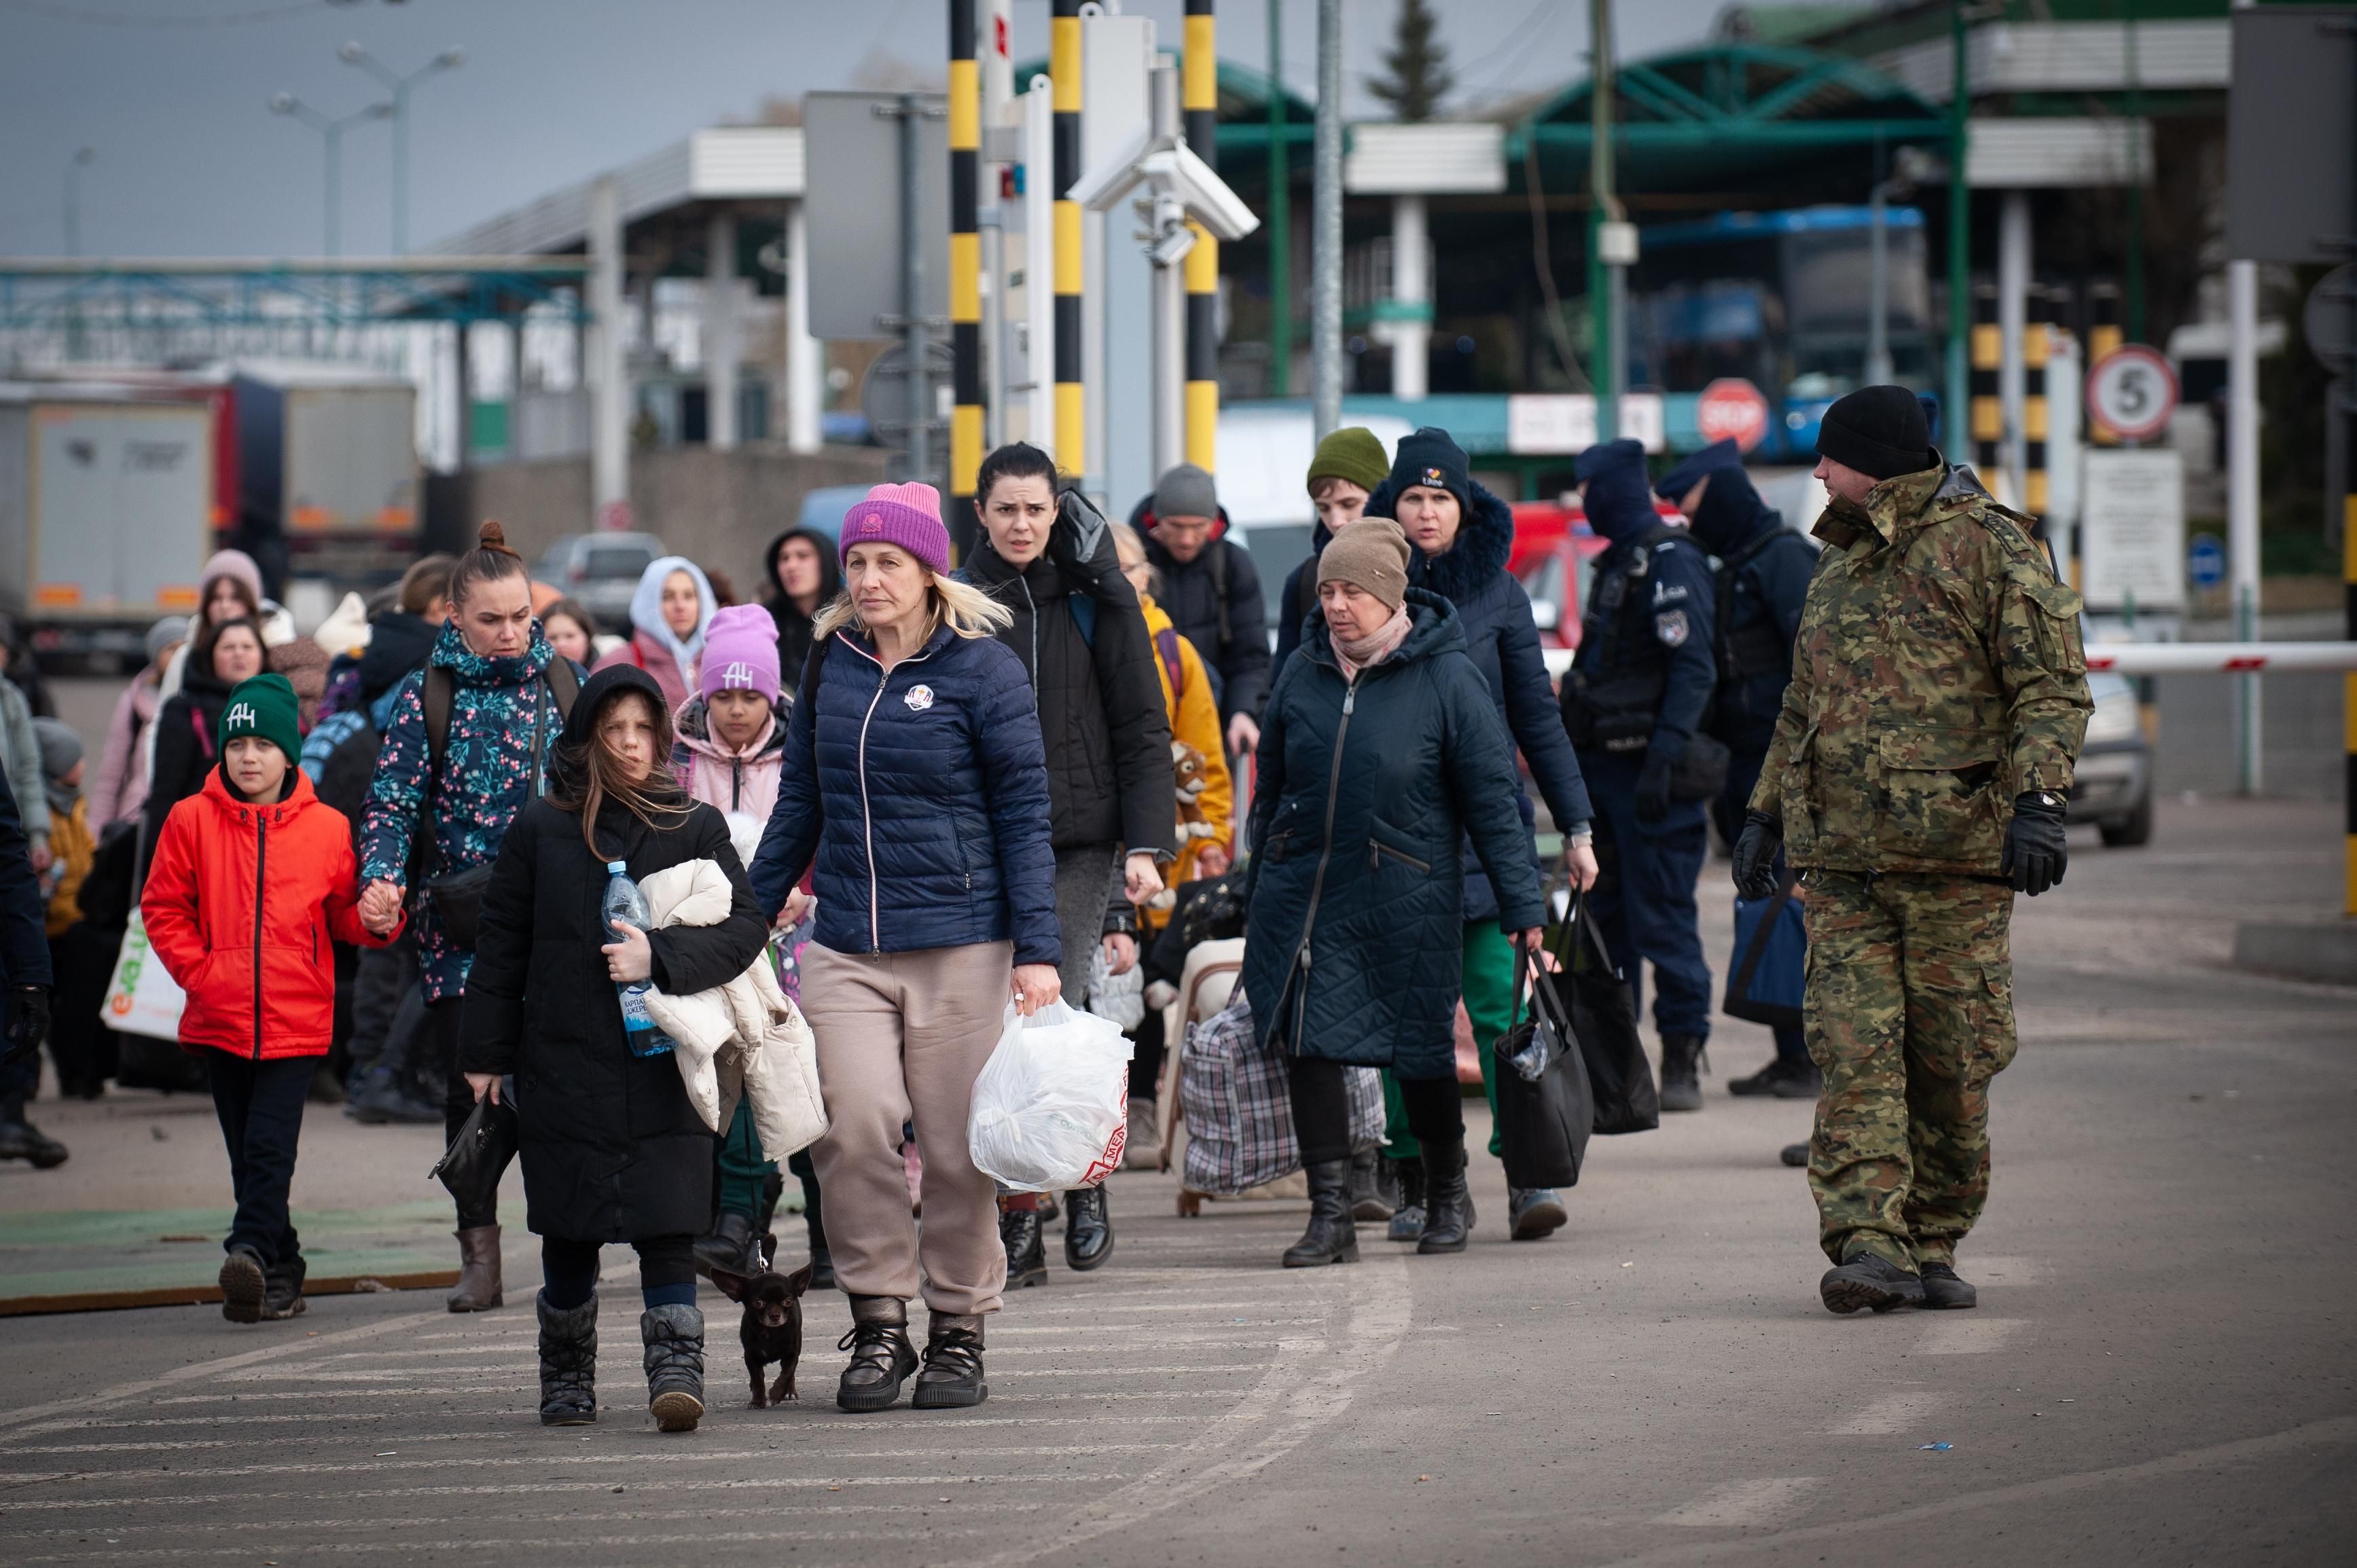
[{"xmin": 1631, "ymin": 205, "xmax": 1936, "ymax": 462}]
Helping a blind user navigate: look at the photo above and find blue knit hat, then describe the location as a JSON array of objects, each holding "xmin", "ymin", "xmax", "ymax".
[{"xmin": 1386, "ymin": 426, "xmax": 1473, "ymax": 514}]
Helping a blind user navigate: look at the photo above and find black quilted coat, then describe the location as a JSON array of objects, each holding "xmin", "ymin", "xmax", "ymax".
[{"xmin": 1240, "ymin": 588, "xmax": 1545, "ymax": 1080}]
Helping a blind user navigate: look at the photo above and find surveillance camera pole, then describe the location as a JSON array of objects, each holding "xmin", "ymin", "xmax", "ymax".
[{"xmin": 1310, "ymin": 0, "xmax": 1343, "ymax": 441}]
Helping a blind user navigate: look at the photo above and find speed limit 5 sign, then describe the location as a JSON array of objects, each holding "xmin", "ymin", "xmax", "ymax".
[{"xmin": 2085, "ymin": 344, "xmax": 2179, "ymax": 442}]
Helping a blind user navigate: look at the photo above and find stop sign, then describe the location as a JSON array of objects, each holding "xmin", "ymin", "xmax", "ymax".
[{"xmin": 1696, "ymin": 378, "xmax": 1771, "ymax": 452}]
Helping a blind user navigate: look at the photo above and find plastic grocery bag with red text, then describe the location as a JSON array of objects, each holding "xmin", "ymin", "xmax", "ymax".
[{"xmin": 967, "ymin": 1001, "xmax": 1136, "ymax": 1192}]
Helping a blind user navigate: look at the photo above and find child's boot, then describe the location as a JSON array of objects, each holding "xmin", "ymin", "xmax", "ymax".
[
  {"xmin": 641, "ymin": 1303, "xmax": 706, "ymax": 1433},
  {"xmin": 537, "ymin": 1290, "xmax": 599, "ymax": 1426}
]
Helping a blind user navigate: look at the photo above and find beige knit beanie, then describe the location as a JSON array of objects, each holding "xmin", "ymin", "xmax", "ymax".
[{"xmin": 1316, "ymin": 518, "xmax": 1412, "ymax": 613}]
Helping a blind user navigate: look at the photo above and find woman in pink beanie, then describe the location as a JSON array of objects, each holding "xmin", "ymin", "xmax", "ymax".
[{"xmin": 671, "ymin": 603, "xmax": 789, "ymax": 826}]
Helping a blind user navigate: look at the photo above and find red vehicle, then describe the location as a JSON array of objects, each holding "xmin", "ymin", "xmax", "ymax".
[{"xmin": 1509, "ymin": 495, "xmax": 1684, "ymax": 651}]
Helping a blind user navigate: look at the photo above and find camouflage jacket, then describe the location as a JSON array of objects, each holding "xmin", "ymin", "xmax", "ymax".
[{"xmin": 1749, "ymin": 461, "xmax": 2090, "ymax": 877}]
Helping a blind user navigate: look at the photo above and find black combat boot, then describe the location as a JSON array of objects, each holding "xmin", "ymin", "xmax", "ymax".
[
  {"xmin": 1001, "ymin": 1203, "xmax": 1047, "ymax": 1288},
  {"xmin": 835, "ymin": 1294, "xmax": 920, "ymax": 1412},
  {"xmin": 693, "ymin": 1211, "xmax": 764, "ymax": 1279},
  {"xmin": 1063, "ymin": 1186, "xmax": 1113, "ymax": 1271},
  {"xmin": 1819, "ymin": 1250, "xmax": 1926, "ymax": 1314},
  {"xmin": 1727, "ymin": 1057, "xmax": 1821, "ymax": 1098},
  {"xmin": 1416, "ymin": 1139, "xmax": 1476, "ymax": 1254},
  {"xmin": 1659, "ymin": 1034, "xmax": 1708, "ymax": 1112},
  {"xmin": 1916, "ymin": 1261, "xmax": 1978, "ymax": 1310},
  {"xmin": 1346, "ymin": 1147, "xmax": 1394, "ymax": 1222},
  {"xmin": 259, "ymin": 1256, "xmax": 307, "ymax": 1321},
  {"xmin": 641, "ymin": 1303, "xmax": 706, "ymax": 1432},
  {"xmin": 799, "ymin": 1168, "xmax": 835, "ymax": 1289},
  {"xmin": 1282, "ymin": 1159, "xmax": 1359, "ymax": 1266},
  {"xmin": 1386, "ymin": 1156, "xmax": 1426, "ymax": 1242},
  {"xmin": 537, "ymin": 1290, "xmax": 599, "ymax": 1425},
  {"xmin": 911, "ymin": 1312, "xmax": 988, "ymax": 1408}
]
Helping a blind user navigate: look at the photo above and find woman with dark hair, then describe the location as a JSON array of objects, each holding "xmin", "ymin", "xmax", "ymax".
[
  {"xmin": 760, "ymin": 526, "xmax": 841, "ymax": 689},
  {"xmin": 138, "ymin": 615, "xmax": 267, "ymax": 889},
  {"xmin": 359, "ymin": 522, "xmax": 574, "ymax": 1311},
  {"xmin": 462, "ymin": 663, "xmax": 768, "ymax": 1432}
]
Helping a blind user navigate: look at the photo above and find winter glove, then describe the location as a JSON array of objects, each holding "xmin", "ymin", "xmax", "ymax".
[
  {"xmin": 3, "ymin": 985, "xmax": 51, "ymax": 1069},
  {"xmin": 1049, "ymin": 486, "xmax": 1116, "ymax": 582},
  {"xmin": 2002, "ymin": 791, "xmax": 2070, "ymax": 896},
  {"xmin": 1732, "ymin": 811, "xmax": 1782, "ymax": 900},
  {"xmin": 1634, "ymin": 749, "xmax": 1678, "ymax": 825}
]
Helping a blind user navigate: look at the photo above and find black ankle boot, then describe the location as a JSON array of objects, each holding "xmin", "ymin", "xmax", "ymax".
[
  {"xmin": 911, "ymin": 1312, "xmax": 988, "ymax": 1409},
  {"xmin": 1347, "ymin": 1147, "xmax": 1394, "ymax": 1222},
  {"xmin": 1282, "ymin": 1159, "xmax": 1359, "ymax": 1266},
  {"xmin": 1001, "ymin": 1204, "xmax": 1047, "ymax": 1288},
  {"xmin": 1063, "ymin": 1186, "xmax": 1113, "ymax": 1272},
  {"xmin": 693, "ymin": 1211, "xmax": 763, "ymax": 1279},
  {"xmin": 835, "ymin": 1295, "xmax": 919, "ymax": 1412},
  {"xmin": 1417, "ymin": 1139, "xmax": 1476, "ymax": 1254},
  {"xmin": 802, "ymin": 1173, "xmax": 835, "ymax": 1289},
  {"xmin": 641, "ymin": 1303, "xmax": 705, "ymax": 1433},
  {"xmin": 537, "ymin": 1290, "xmax": 599, "ymax": 1425},
  {"xmin": 1659, "ymin": 1034, "xmax": 1708, "ymax": 1112}
]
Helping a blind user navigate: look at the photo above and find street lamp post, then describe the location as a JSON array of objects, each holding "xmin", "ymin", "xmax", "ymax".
[
  {"xmin": 62, "ymin": 147, "xmax": 95, "ymax": 258},
  {"xmin": 339, "ymin": 41, "xmax": 464, "ymax": 256},
  {"xmin": 268, "ymin": 94, "xmax": 393, "ymax": 258}
]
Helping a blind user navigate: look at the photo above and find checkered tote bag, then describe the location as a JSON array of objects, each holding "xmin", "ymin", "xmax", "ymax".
[{"xmin": 1178, "ymin": 986, "xmax": 1385, "ymax": 1197}]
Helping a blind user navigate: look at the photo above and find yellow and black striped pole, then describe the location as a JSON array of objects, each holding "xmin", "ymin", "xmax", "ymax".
[
  {"xmin": 950, "ymin": 0, "xmax": 982, "ymax": 555},
  {"xmin": 1183, "ymin": 0, "xmax": 1219, "ymax": 473},
  {"xmin": 2023, "ymin": 289, "xmax": 2049, "ymax": 522},
  {"xmin": 2087, "ymin": 283, "xmax": 2121, "ymax": 448},
  {"xmin": 1971, "ymin": 281, "xmax": 2002, "ymax": 483},
  {"xmin": 1052, "ymin": 0, "xmax": 1084, "ymax": 476}
]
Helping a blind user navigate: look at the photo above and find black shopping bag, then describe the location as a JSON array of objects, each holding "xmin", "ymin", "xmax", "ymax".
[
  {"xmin": 431, "ymin": 1091, "xmax": 518, "ymax": 1215},
  {"xmin": 1552, "ymin": 886, "xmax": 1659, "ymax": 1135},
  {"xmin": 1492, "ymin": 938, "xmax": 1596, "ymax": 1189}
]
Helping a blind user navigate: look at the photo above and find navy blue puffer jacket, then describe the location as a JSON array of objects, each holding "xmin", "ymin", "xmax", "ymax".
[{"xmin": 749, "ymin": 622, "xmax": 1061, "ymax": 969}]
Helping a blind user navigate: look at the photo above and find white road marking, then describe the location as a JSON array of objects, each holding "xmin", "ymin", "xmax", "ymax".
[
  {"xmin": 1653, "ymin": 1476, "xmax": 1826, "ymax": 1527},
  {"xmin": 1831, "ymin": 1391, "xmax": 1947, "ymax": 1435},
  {"xmin": 1916, "ymin": 1317, "xmax": 2028, "ymax": 1355}
]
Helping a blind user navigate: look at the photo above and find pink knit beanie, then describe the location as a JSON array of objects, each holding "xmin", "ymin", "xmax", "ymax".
[
  {"xmin": 840, "ymin": 481, "xmax": 950, "ymax": 575},
  {"xmin": 699, "ymin": 603, "xmax": 782, "ymax": 702}
]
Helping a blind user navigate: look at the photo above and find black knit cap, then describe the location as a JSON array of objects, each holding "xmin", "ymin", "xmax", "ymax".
[
  {"xmin": 1816, "ymin": 384, "xmax": 1934, "ymax": 481},
  {"xmin": 1387, "ymin": 426, "xmax": 1473, "ymax": 513}
]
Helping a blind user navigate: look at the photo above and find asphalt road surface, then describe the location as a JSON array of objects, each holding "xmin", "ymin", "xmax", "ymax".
[{"xmin": 0, "ymin": 797, "xmax": 2350, "ymax": 1566}]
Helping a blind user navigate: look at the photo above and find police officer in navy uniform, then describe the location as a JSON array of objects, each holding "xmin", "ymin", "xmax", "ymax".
[
  {"xmin": 1558, "ymin": 438, "xmax": 1718, "ymax": 1111},
  {"xmin": 1655, "ymin": 439, "xmax": 1820, "ymax": 1099}
]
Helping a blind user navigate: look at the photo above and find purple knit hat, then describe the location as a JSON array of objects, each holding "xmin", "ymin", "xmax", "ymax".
[
  {"xmin": 840, "ymin": 481, "xmax": 950, "ymax": 575},
  {"xmin": 699, "ymin": 603, "xmax": 782, "ymax": 702}
]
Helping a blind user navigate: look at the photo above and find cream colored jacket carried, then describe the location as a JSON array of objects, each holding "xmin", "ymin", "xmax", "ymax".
[{"xmin": 637, "ymin": 858, "xmax": 827, "ymax": 1160}]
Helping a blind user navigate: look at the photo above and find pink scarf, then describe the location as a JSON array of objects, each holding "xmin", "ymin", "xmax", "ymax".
[{"xmin": 1331, "ymin": 604, "xmax": 1412, "ymax": 684}]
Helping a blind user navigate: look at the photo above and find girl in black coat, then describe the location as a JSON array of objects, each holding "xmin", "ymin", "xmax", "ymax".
[{"xmin": 460, "ymin": 664, "xmax": 769, "ymax": 1434}]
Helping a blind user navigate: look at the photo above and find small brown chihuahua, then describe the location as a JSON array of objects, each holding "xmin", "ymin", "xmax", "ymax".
[{"xmin": 712, "ymin": 1259, "xmax": 818, "ymax": 1408}]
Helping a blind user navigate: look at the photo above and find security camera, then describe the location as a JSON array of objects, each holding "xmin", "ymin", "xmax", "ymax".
[{"xmin": 1073, "ymin": 128, "xmax": 1259, "ymax": 247}]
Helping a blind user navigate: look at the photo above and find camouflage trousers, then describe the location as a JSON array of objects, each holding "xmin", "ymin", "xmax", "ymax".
[{"xmin": 1800, "ymin": 870, "xmax": 2017, "ymax": 1271}]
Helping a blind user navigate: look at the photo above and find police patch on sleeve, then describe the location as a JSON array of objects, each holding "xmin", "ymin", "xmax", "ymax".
[{"xmin": 1654, "ymin": 609, "xmax": 1690, "ymax": 646}]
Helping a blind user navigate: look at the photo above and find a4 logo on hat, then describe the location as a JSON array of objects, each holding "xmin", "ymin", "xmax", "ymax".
[
  {"xmin": 224, "ymin": 701, "xmax": 257, "ymax": 730},
  {"xmin": 719, "ymin": 661, "xmax": 756, "ymax": 689}
]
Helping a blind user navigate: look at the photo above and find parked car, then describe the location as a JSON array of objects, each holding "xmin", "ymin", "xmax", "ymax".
[
  {"xmin": 2068, "ymin": 671, "xmax": 2153, "ymax": 846},
  {"xmin": 535, "ymin": 531, "xmax": 666, "ymax": 629}
]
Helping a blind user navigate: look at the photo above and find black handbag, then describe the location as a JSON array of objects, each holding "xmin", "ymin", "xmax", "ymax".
[
  {"xmin": 1552, "ymin": 885, "xmax": 1661, "ymax": 1135},
  {"xmin": 1491, "ymin": 936, "xmax": 1596, "ymax": 1190},
  {"xmin": 430, "ymin": 1091, "xmax": 519, "ymax": 1215}
]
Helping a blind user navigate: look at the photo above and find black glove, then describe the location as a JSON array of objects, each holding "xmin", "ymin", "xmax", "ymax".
[
  {"xmin": 1049, "ymin": 486, "xmax": 1115, "ymax": 581},
  {"xmin": 3, "ymin": 985, "xmax": 52, "ymax": 1069},
  {"xmin": 1732, "ymin": 810, "xmax": 1782, "ymax": 900},
  {"xmin": 2002, "ymin": 791, "xmax": 2070, "ymax": 896},
  {"xmin": 1634, "ymin": 738, "xmax": 1681, "ymax": 825}
]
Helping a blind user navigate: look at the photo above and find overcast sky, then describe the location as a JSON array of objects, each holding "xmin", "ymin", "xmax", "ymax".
[{"xmin": 0, "ymin": 0, "xmax": 1730, "ymax": 259}]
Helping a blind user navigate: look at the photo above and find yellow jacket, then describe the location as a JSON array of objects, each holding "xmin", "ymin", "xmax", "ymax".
[
  {"xmin": 44, "ymin": 796, "xmax": 93, "ymax": 938},
  {"xmin": 1139, "ymin": 593, "xmax": 1232, "ymax": 928}
]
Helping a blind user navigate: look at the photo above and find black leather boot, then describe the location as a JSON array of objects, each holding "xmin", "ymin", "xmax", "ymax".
[
  {"xmin": 693, "ymin": 1211, "xmax": 764, "ymax": 1279},
  {"xmin": 1659, "ymin": 1035, "xmax": 1707, "ymax": 1112},
  {"xmin": 911, "ymin": 1312, "xmax": 988, "ymax": 1409},
  {"xmin": 835, "ymin": 1295, "xmax": 920, "ymax": 1412},
  {"xmin": 1282, "ymin": 1159, "xmax": 1359, "ymax": 1266},
  {"xmin": 1347, "ymin": 1148, "xmax": 1394, "ymax": 1222},
  {"xmin": 447, "ymin": 1224, "xmax": 503, "ymax": 1312},
  {"xmin": 536, "ymin": 1290, "xmax": 598, "ymax": 1426},
  {"xmin": 641, "ymin": 1303, "xmax": 705, "ymax": 1432},
  {"xmin": 1386, "ymin": 1156, "xmax": 1426, "ymax": 1242},
  {"xmin": 1063, "ymin": 1186, "xmax": 1113, "ymax": 1271},
  {"xmin": 1417, "ymin": 1139, "xmax": 1476, "ymax": 1254},
  {"xmin": 1001, "ymin": 1203, "xmax": 1047, "ymax": 1288},
  {"xmin": 1819, "ymin": 1250, "xmax": 1925, "ymax": 1315}
]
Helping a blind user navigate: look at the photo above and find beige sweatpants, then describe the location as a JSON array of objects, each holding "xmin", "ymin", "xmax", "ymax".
[{"xmin": 799, "ymin": 940, "xmax": 1013, "ymax": 1317}]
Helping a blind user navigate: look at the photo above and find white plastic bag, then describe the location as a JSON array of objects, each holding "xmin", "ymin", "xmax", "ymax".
[{"xmin": 968, "ymin": 1000, "xmax": 1135, "ymax": 1192}]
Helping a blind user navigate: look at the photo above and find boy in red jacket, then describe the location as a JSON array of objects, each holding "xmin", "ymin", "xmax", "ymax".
[{"xmin": 143, "ymin": 674, "xmax": 399, "ymax": 1323}]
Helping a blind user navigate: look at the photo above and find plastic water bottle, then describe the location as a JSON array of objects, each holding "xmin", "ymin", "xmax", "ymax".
[{"xmin": 602, "ymin": 861, "xmax": 676, "ymax": 1057}]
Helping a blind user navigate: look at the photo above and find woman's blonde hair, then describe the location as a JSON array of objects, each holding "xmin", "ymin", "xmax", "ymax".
[
  {"xmin": 811, "ymin": 555, "xmax": 1013, "ymax": 646},
  {"xmin": 1109, "ymin": 520, "xmax": 1159, "ymax": 598}
]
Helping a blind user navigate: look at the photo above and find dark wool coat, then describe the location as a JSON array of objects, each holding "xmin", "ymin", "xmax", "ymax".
[
  {"xmin": 960, "ymin": 536, "xmax": 1176, "ymax": 856},
  {"xmin": 749, "ymin": 621, "xmax": 1062, "ymax": 968},
  {"xmin": 1241, "ymin": 589, "xmax": 1546, "ymax": 1080},
  {"xmin": 458, "ymin": 668, "xmax": 770, "ymax": 1243}
]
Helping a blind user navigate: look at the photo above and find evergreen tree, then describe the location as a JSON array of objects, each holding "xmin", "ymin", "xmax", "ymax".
[{"xmin": 1367, "ymin": 0, "xmax": 1454, "ymax": 123}]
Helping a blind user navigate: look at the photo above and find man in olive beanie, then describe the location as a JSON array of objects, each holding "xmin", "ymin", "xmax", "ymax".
[{"xmin": 218, "ymin": 674, "xmax": 304, "ymax": 773}]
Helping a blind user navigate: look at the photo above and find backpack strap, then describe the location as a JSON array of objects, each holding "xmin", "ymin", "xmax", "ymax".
[
  {"xmin": 1068, "ymin": 594, "xmax": 1097, "ymax": 649},
  {"xmin": 1210, "ymin": 537, "xmax": 1232, "ymax": 651},
  {"xmin": 1153, "ymin": 625, "xmax": 1185, "ymax": 698},
  {"xmin": 543, "ymin": 653, "xmax": 580, "ymax": 720}
]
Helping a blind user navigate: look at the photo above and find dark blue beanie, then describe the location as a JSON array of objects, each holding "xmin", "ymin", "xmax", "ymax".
[
  {"xmin": 1386, "ymin": 426, "xmax": 1473, "ymax": 514},
  {"xmin": 1575, "ymin": 438, "xmax": 1656, "ymax": 543},
  {"xmin": 1655, "ymin": 438, "xmax": 1743, "ymax": 502}
]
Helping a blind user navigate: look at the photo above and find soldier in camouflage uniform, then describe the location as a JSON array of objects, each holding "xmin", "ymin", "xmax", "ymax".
[{"xmin": 1731, "ymin": 386, "xmax": 2089, "ymax": 1316}]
